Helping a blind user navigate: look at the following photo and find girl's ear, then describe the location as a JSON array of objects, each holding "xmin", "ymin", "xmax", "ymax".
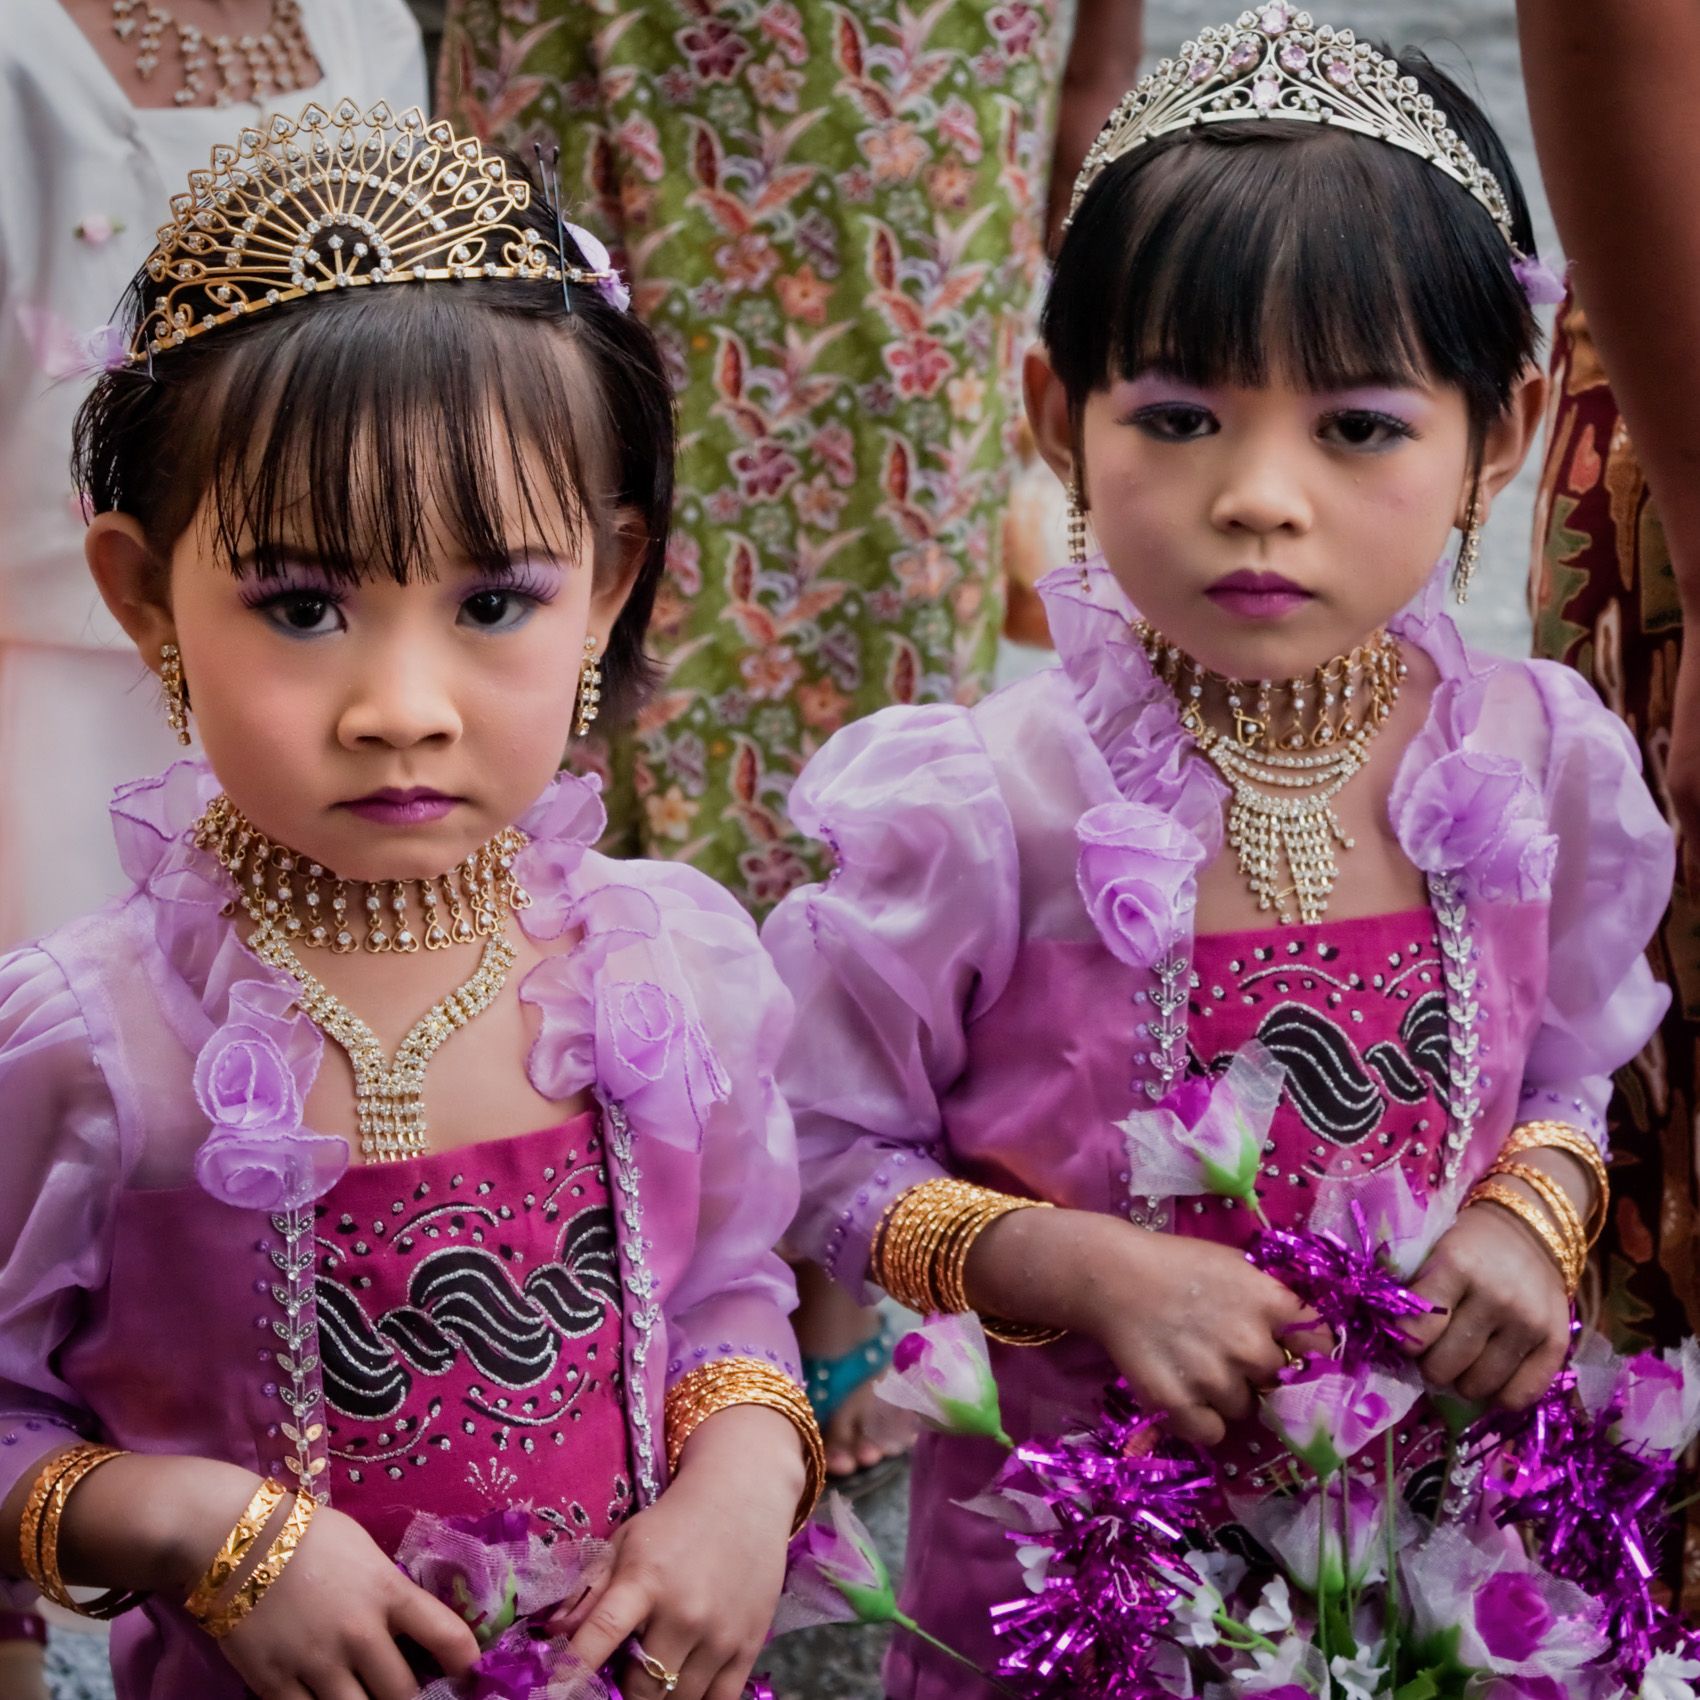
[
  {"xmin": 86, "ymin": 513, "xmax": 177, "ymax": 663},
  {"xmin": 1024, "ymin": 344, "xmax": 1079, "ymax": 489},
  {"xmin": 587, "ymin": 504, "xmax": 648, "ymax": 649},
  {"xmin": 1470, "ymin": 364, "xmax": 1550, "ymax": 523}
]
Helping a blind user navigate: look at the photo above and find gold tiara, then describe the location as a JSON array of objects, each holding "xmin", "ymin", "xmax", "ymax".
[
  {"xmin": 1067, "ymin": 4, "xmax": 1515, "ymax": 247},
  {"xmin": 128, "ymin": 98, "xmax": 618, "ymax": 365}
]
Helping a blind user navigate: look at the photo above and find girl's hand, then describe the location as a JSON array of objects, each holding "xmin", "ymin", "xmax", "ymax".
[
  {"xmin": 968, "ymin": 1207, "xmax": 1314, "ymax": 1448},
  {"xmin": 1403, "ymin": 1199, "xmax": 1572, "ymax": 1409},
  {"xmin": 218, "ymin": 1502, "xmax": 480, "ymax": 1700},
  {"xmin": 0, "ymin": 1635, "xmax": 49, "ymax": 1700},
  {"xmin": 566, "ymin": 1405, "xmax": 800, "ymax": 1700}
]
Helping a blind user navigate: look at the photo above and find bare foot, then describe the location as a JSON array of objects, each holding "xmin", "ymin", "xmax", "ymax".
[{"xmin": 792, "ymin": 1261, "xmax": 919, "ymax": 1479}]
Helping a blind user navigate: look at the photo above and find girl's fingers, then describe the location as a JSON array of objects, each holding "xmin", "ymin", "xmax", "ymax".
[
  {"xmin": 301, "ymin": 1671, "xmax": 373, "ymax": 1700},
  {"xmin": 1404, "ymin": 1260, "xmax": 1468, "ymax": 1356},
  {"xmin": 622, "ymin": 1629, "xmax": 699, "ymax": 1700},
  {"xmin": 1500, "ymin": 1333, "xmax": 1569, "ymax": 1412},
  {"xmin": 388, "ymin": 1585, "xmax": 481, "ymax": 1679},
  {"xmin": 568, "ymin": 1578, "xmax": 655, "ymax": 1675},
  {"xmin": 1166, "ymin": 1403, "xmax": 1227, "ymax": 1449},
  {"xmin": 1418, "ymin": 1295, "xmax": 1495, "ymax": 1391},
  {"xmin": 1454, "ymin": 1330, "xmax": 1527, "ymax": 1407},
  {"xmin": 353, "ymin": 1633, "xmax": 427, "ymax": 1700}
]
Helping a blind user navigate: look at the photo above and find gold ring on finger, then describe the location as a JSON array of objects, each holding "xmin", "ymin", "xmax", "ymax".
[{"xmin": 634, "ymin": 1644, "xmax": 681, "ymax": 1696}]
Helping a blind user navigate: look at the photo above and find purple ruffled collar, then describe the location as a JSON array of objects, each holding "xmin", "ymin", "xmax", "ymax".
[
  {"xmin": 108, "ymin": 762, "xmax": 613, "ymax": 1212},
  {"xmin": 1037, "ymin": 556, "xmax": 1556, "ymax": 972}
]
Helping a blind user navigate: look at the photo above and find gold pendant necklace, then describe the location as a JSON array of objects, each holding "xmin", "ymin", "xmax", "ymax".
[
  {"xmin": 1135, "ymin": 623, "xmax": 1406, "ymax": 925},
  {"xmin": 195, "ymin": 797, "xmax": 531, "ymax": 1161}
]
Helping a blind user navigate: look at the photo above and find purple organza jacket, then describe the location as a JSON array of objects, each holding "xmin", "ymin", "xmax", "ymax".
[
  {"xmin": 0, "ymin": 761, "xmax": 800, "ymax": 1699},
  {"xmin": 765, "ymin": 558, "xmax": 1675, "ymax": 1700}
]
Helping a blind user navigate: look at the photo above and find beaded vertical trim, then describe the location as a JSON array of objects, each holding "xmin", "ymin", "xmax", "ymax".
[
  {"xmin": 603, "ymin": 1101, "xmax": 662, "ymax": 1506},
  {"xmin": 1429, "ymin": 872, "xmax": 1482, "ymax": 1186},
  {"xmin": 270, "ymin": 1208, "xmax": 330, "ymax": 1503},
  {"xmin": 1126, "ymin": 947, "xmax": 1193, "ymax": 1230}
]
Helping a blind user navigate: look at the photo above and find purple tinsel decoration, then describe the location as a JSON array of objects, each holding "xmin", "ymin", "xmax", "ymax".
[
  {"xmin": 990, "ymin": 1384, "xmax": 1214, "ymax": 1700},
  {"xmin": 1470, "ymin": 1371, "xmax": 1700, "ymax": 1678},
  {"xmin": 1247, "ymin": 1219, "xmax": 1436, "ymax": 1368}
]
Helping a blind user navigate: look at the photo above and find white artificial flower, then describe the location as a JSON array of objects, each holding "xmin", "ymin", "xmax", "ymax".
[
  {"xmin": 1641, "ymin": 1651, "xmax": 1700, "ymax": 1700},
  {"xmin": 1246, "ymin": 1575, "xmax": 1294, "ymax": 1637}
]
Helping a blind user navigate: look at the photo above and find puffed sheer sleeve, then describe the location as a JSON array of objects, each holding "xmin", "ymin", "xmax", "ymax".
[
  {"xmin": 1518, "ymin": 663, "xmax": 1674, "ymax": 1150},
  {"xmin": 762, "ymin": 705, "xmax": 1021, "ymax": 1299},
  {"xmin": 647, "ymin": 869, "xmax": 805, "ymax": 1384},
  {"xmin": 0, "ymin": 946, "xmax": 118, "ymax": 1519}
]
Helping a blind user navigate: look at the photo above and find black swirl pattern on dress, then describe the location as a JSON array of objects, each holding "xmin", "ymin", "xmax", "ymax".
[
  {"xmin": 318, "ymin": 1203, "xmax": 618, "ymax": 1422},
  {"xmin": 1366, "ymin": 1040, "xmax": 1430, "ymax": 1105},
  {"xmin": 1400, "ymin": 990, "xmax": 1451, "ymax": 1089},
  {"xmin": 1253, "ymin": 1003, "xmax": 1385, "ymax": 1142}
]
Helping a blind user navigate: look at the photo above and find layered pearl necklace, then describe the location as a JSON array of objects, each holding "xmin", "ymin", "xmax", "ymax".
[
  {"xmin": 1135, "ymin": 623, "xmax": 1406, "ymax": 925},
  {"xmin": 194, "ymin": 797, "xmax": 531, "ymax": 1163}
]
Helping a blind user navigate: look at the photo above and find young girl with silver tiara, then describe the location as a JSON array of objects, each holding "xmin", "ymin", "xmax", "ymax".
[
  {"xmin": 765, "ymin": 11, "xmax": 1674, "ymax": 1697},
  {"xmin": 0, "ymin": 100, "xmax": 821, "ymax": 1700}
]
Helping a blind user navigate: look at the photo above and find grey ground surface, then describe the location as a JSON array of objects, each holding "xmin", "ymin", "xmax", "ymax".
[{"xmin": 41, "ymin": 5, "xmax": 1543, "ymax": 1698}]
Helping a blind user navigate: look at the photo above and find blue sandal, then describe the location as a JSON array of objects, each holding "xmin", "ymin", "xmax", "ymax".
[{"xmin": 802, "ymin": 1316, "xmax": 909, "ymax": 1500}]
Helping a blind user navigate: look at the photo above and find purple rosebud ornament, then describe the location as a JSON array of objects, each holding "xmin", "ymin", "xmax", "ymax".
[
  {"xmin": 1260, "ymin": 1359, "xmax": 1422, "ymax": 1477},
  {"xmin": 876, "ymin": 1312, "xmax": 1012, "ymax": 1447}
]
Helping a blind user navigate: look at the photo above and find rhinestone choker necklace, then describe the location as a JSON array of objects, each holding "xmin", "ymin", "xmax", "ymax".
[
  {"xmin": 1134, "ymin": 623, "xmax": 1406, "ymax": 925},
  {"xmin": 193, "ymin": 797, "xmax": 533, "ymax": 1162}
]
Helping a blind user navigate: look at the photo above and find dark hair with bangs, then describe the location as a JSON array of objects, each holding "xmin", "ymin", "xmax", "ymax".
[
  {"xmin": 72, "ymin": 166, "xmax": 673, "ymax": 727},
  {"xmin": 1042, "ymin": 50, "xmax": 1541, "ymax": 463}
]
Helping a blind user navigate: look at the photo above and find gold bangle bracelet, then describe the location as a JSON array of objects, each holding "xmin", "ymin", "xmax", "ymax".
[
  {"xmin": 1468, "ymin": 1179, "xmax": 1581, "ymax": 1298},
  {"xmin": 871, "ymin": 1178, "xmax": 1065, "ymax": 1343},
  {"xmin": 20, "ymin": 1444, "xmax": 144, "ymax": 1620},
  {"xmin": 664, "ymin": 1358, "xmax": 826, "ymax": 1533},
  {"xmin": 200, "ymin": 1489, "xmax": 316, "ymax": 1640},
  {"xmin": 1489, "ymin": 1159, "xmax": 1587, "ymax": 1285},
  {"xmin": 184, "ymin": 1479, "xmax": 289, "ymax": 1625},
  {"xmin": 1499, "ymin": 1121, "xmax": 1609, "ymax": 1247}
]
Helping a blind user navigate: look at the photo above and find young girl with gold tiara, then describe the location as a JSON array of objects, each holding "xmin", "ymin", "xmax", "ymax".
[
  {"xmin": 765, "ymin": 10, "xmax": 1675, "ymax": 1697},
  {"xmin": 0, "ymin": 99, "xmax": 822, "ymax": 1700}
]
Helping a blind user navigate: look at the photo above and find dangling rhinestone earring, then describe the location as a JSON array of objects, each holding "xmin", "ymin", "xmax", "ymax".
[
  {"xmin": 1453, "ymin": 485, "xmax": 1483, "ymax": 603},
  {"xmin": 1067, "ymin": 475, "xmax": 1090, "ymax": 590},
  {"xmin": 575, "ymin": 636, "xmax": 603, "ymax": 738},
  {"xmin": 159, "ymin": 642, "xmax": 191, "ymax": 746}
]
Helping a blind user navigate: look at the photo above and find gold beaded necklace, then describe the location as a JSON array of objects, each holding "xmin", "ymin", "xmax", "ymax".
[
  {"xmin": 193, "ymin": 797, "xmax": 532, "ymax": 1162},
  {"xmin": 1135, "ymin": 623, "xmax": 1406, "ymax": 926}
]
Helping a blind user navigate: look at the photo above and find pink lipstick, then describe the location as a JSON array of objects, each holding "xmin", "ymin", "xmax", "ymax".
[
  {"xmin": 1205, "ymin": 569, "xmax": 1314, "ymax": 621},
  {"xmin": 340, "ymin": 787, "xmax": 461, "ymax": 825}
]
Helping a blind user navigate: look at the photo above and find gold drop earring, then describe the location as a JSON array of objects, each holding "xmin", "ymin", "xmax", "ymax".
[
  {"xmin": 1453, "ymin": 485, "xmax": 1483, "ymax": 604},
  {"xmin": 1068, "ymin": 474, "xmax": 1090, "ymax": 590},
  {"xmin": 159, "ymin": 642, "xmax": 191, "ymax": 746},
  {"xmin": 575, "ymin": 636, "xmax": 603, "ymax": 738}
]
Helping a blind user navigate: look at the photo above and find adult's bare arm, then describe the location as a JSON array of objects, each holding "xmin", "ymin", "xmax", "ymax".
[
  {"xmin": 1046, "ymin": 0, "xmax": 1145, "ymax": 249},
  {"xmin": 1518, "ymin": 2, "xmax": 1700, "ymax": 858}
]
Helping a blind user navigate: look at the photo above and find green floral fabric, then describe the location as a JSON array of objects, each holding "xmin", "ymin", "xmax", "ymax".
[{"xmin": 441, "ymin": 0, "xmax": 1059, "ymax": 912}]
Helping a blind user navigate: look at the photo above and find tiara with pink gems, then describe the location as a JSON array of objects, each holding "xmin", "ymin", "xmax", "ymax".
[{"xmin": 1066, "ymin": 4, "xmax": 1516, "ymax": 249}]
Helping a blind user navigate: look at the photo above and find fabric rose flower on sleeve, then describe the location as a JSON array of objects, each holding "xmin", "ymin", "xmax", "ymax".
[
  {"xmin": 875, "ymin": 1312, "xmax": 1011, "ymax": 1447},
  {"xmin": 1396, "ymin": 749, "xmax": 1557, "ymax": 903},
  {"xmin": 192, "ymin": 979, "xmax": 346, "ymax": 1210},
  {"xmin": 1075, "ymin": 798, "xmax": 1209, "ymax": 967},
  {"xmin": 1117, "ymin": 1042, "xmax": 1285, "ymax": 1217}
]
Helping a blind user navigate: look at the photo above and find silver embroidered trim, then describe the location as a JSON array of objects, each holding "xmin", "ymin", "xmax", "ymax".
[
  {"xmin": 271, "ymin": 1206, "xmax": 330, "ymax": 1503},
  {"xmin": 603, "ymin": 1100, "xmax": 662, "ymax": 1506},
  {"xmin": 1127, "ymin": 947, "xmax": 1193, "ymax": 1230},
  {"xmin": 1430, "ymin": 871, "xmax": 1482, "ymax": 1185}
]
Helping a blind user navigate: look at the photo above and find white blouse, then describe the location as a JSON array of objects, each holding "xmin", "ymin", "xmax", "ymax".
[{"xmin": 0, "ymin": 0, "xmax": 428, "ymax": 650}]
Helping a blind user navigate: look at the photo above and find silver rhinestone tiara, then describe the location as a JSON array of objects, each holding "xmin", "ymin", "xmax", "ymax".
[{"xmin": 1066, "ymin": 3, "xmax": 1515, "ymax": 248}]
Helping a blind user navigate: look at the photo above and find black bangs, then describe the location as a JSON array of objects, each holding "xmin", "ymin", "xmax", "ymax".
[
  {"xmin": 73, "ymin": 191, "xmax": 677, "ymax": 724},
  {"xmin": 1042, "ymin": 49, "xmax": 1541, "ymax": 439},
  {"xmin": 184, "ymin": 283, "xmax": 608, "ymax": 586}
]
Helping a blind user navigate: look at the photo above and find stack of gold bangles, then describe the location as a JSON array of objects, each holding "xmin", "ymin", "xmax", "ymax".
[
  {"xmin": 1466, "ymin": 1120, "xmax": 1609, "ymax": 1300},
  {"xmin": 871, "ymin": 1176, "xmax": 1065, "ymax": 1347},
  {"xmin": 18, "ymin": 1444, "xmax": 144, "ymax": 1620},
  {"xmin": 182, "ymin": 1478, "xmax": 318, "ymax": 1639},
  {"xmin": 664, "ymin": 1357, "xmax": 826, "ymax": 1533}
]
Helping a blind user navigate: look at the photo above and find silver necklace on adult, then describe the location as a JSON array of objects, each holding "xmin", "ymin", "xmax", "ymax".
[{"xmin": 110, "ymin": 0, "xmax": 317, "ymax": 108}]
